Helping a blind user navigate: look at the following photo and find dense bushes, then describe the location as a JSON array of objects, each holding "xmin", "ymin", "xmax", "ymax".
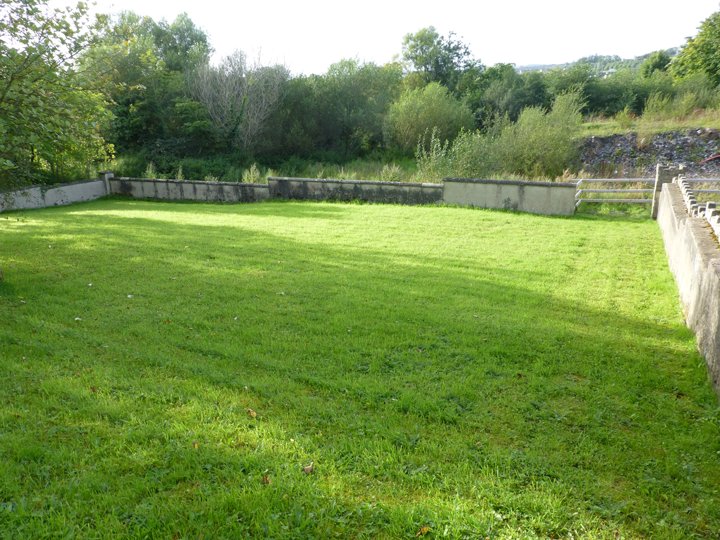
[
  {"xmin": 417, "ymin": 91, "xmax": 584, "ymax": 181},
  {"xmin": 8, "ymin": 2, "xmax": 720, "ymax": 188},
  {"xmin": 383, "ymin": 83, "xmax": 474, "ymax": 153}
]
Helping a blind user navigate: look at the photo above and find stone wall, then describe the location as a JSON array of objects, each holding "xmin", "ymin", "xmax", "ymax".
[
  {"xmin": 443, "ymin": 178, "xmax": 576, "ymax": 215},
  {"xmin": 657, "ymin": 182, "xmax": 720, "ymax": 398},
  {"xmin": 267, "ymin": 177, "xmax": 443, "ymax": 205}
]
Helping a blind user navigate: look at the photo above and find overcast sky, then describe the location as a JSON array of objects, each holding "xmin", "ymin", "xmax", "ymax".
[{"xmin": 56, "ymin": 0, "xmax": 720, "ymax": 75}]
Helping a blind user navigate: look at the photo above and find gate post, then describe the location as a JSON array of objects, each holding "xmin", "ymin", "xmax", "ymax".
[{"xmin": 651, "ymin": 163, "xmax": 684, "ymax": 219}]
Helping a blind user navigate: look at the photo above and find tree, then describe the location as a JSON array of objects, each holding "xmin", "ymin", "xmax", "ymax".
[
  {"xmin": 0, "ymin": 0, "xmax": 113, "ymax": 192},
  {"xmin": 640, "ymin": 50, "xmax": 671, "ymax": 78},
  {"xmin": 314, "ymin": 59, "xmax": 402, "ymax": 161},
  {"xmin": 384, "ymin": 82, "xmax": 474, "ymax": 153},
  {"xmin": 401, "ymin": 27, "xmax": 482, "ymax": 93},
  {"xmin": 671, "ymin": 10, "xmax": 720, "ymax": 85},
  {"xmin": 96, "ymin": 11, "xmax": 214, "ymax": 158},
  {"xmin": 189, "ymin": 51, "xmax": 290, "ymax": 153}
]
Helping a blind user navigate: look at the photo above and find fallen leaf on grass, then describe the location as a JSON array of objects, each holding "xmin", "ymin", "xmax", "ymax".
[
  {"xmin": 261, "ymin": 475, "xmax": 271, "ymax": 484},
  {"xmin": 302, "ymin": 462, "xmax": 314, "ymax": 475},
  {"xmin": 192, "ymin": 441, "xmax": 198, "ymax": 449},
  {"xmin": 248, "ymin": 408, "xmax": 257, "ymax": 418},
  {"xmin": 416, "ymin": 526, "xmax": 431, "ymax": 536},
  {"xmin": 517, "ymin": 373, "xmax": 526, "ymax": 378}
]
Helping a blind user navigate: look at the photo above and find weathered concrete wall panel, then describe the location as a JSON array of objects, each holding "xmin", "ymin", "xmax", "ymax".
[
  {"xmin": 443, "ymin": 178, "xmax": 576, "ymax": 216},
  {"xmin": 111, "ymin": 178, "xmax": 269, "ymax": 203},
  {"xmin": 658, "ymin": 182, "xmax": 720, "ymax": 397},
  {"xmin": 1, "ymin": 180, "xmax": 107, "ymax": 213},
  {"xmin": 267, "ymin": 177, "xmax": 443, "ymax": 205}
]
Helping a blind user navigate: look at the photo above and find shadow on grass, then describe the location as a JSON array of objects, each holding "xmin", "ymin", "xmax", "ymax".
[{"xmin": 1, "ymin": 200, "xmax": 717, "ymax": 538}]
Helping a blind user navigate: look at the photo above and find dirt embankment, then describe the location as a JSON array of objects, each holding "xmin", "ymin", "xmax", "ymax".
[{"xmin": 579, "ymin": 128, "xmax": 720, "ymax": 178}]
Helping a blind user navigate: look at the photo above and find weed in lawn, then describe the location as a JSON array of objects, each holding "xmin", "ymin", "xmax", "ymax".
[{"xmin": 0, "ymin": 199, "xmax": 718, "ymax": 539}]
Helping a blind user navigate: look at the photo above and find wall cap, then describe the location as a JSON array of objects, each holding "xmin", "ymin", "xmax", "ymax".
[
  {"xmin": 267, "ymin": 177, "xmax": 442, "ymax": 188},
  {"xmin": 117, "ymin": 178, "xmax": 269, "ymax": 188},
  {"xmin": 443, "ymin": 177, "xmax": 576, "ymax": 188}
]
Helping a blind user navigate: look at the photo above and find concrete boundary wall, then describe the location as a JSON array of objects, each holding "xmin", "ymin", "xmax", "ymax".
[
  {"xmin": 0, "ymin": 179, "xmax": 108, "ymax": 213},
  {"xmin": 111, "ymin": 178, "xmax": 269, "ymax": 203},
  {"xmin": 267, "ymin": 177, "xmax": 443, "ymax": 205},
  {"xmin": 443, "ymin": 177, "xmax": 576, "ymax": 215},
  {"xmin": 657, "ymin": 182, "xmax": 720, "ymax": 397},
  {"xmin": 2, "ymin": 173, "xmax": 577, "ymax": 216}
]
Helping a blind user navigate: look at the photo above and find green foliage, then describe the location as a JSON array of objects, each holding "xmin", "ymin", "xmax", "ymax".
[
  {"xmin": 401, "ymin": 27, "xmax": 483, "ymax": 93},
  {"xmin": 383, "ymin": 82, "xmax": 475, "ymax": 153},
  {"xmin": 143, "ymin": 162, "xmax": 158, "ymax": 179},
  {"xmin": 614, "ymin": 105, "xmax": 636, "ymax": 129},
  {"xmin": 241, "ymin": 163, "xmax": 262, "ymax": 183},
  {"xmin": 640, "ymin": 50, "xmax": 671, "ymax": 78},
  {"xmin": 0, "ymin": 0, "xmax": 114, "ymax": 190},
  {"xmin": 672, "ymin": 10, "xmax": 720, "ymax": 86},
  {"xmin": 491, "ymin": 91, "xmax": 584, "ymax": 178},
  {"xmin": 98, "ymin": 11, "xmax": 214, "ymax": 156},
  {"xmin": 313, "ymin": 59, "xmax": 403, "ymax": 161},
  {"xmin": 471, "ymin": 64, "xmax": 550, "ymax": 125},
  {"xmin": 641, "ymin": 92, "xmax": 672, "ymax": 123},
  {"xmin": 417, "ymin": 91, "xmax": 584, "ymax": 181}
]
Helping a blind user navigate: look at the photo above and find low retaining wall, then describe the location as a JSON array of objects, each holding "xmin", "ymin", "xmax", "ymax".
[
  {"xmin": 2, "ymin": 174, "xmax": 576, "ymax": 216},
  {"xmin": 1, "ymin": 179, "xmax": 107, "ymax": 212},
  {"xmin": 111, "ymin": 178, "xmax": 269, "ymax": 203},
  {"xmin": 267, "ymin": 177, "xmax": 443, "ymax": 205},
  {"xmin": 443, "ymin": 178, "xmax": 576, "ymax": 215},
  {"xmin": 657, "ymin": 182, "xmax": 720, "ymax": 397}
]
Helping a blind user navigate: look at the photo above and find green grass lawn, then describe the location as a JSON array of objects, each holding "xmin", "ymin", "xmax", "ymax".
[{"xmin": 1, "ymin": 199, "xmax": 719, "ymax": 539}]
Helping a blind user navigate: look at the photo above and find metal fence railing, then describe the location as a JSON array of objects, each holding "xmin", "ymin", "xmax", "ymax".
[{"xmin": 575, "ymin": 178, "xmax": 654, "ymax": 208}]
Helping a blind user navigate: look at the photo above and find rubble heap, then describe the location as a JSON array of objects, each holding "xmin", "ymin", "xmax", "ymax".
[{"xmin": 579, "ymin": 129, "xmax": 720, "ymax": 178}]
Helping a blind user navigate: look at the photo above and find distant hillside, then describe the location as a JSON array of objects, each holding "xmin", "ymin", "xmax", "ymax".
[{"xmin": 516, "ymin": 47, "xmax": 680, "ymax": 75}]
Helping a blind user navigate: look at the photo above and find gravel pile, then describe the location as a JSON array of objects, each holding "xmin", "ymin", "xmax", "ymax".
[{"xmin": 579, "ymin": 129, "xmax": 720, "ymax": 178}]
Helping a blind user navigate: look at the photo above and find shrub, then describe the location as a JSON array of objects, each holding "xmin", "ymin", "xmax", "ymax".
[
  {"xmin": 143, "ymin": 162, "xmax": 158, "ymax": 179},
  {"xmin": 242, "ymin": 164, "xmax": 262, "ymax": 183},
  {"xmin": 642, "ymin": 92, "xmax": 672, "ymax": 121},
  {"xmin": 615, "ymin": 106, "xmax": 635, "ymax": 129},
  {"xmin": 417, "ymin": 91, "xmax": 584, "ymax": 181},
  {"xmin": 384, "ymin": 82, "xmax": 474, "ymax": 153},
  {"xmin": 380, "ymin": 163, "xmax": 404, "ymax": 182}
]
